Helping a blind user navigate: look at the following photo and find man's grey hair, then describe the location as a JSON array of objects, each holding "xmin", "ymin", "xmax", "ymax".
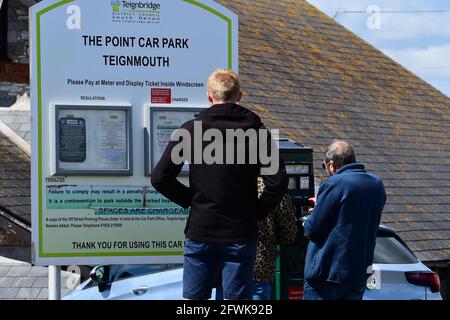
[{"xmin": 324, "ymin": 140, "xmax": 356, "ymax": 169}]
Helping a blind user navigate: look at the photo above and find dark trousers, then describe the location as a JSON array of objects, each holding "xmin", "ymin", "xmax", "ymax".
[{"xmin": 304, "ymin": 280, "xmax": 366, "ymax": 300}]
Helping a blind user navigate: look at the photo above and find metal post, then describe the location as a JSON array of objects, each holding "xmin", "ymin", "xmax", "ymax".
[{"xmin": 48, "ymin": 265, "xmax": 61, "ymax": 300}]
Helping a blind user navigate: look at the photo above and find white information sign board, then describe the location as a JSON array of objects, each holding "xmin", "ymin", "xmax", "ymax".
[{"xmin": 30, "ymin": 0, "xmax": 238, "ymax": 265}]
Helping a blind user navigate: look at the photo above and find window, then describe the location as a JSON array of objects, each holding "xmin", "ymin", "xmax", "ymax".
[
  {"xmin": 113, "ymin": 264, "xmax": 182, "ymax": 282},
  {"xmin": 373, "ymin": 236, "xmax": 418, "ymax": 264},
  {"xmin": 0, "ymin": 0, "xmax": 8, "ymax": 60}
]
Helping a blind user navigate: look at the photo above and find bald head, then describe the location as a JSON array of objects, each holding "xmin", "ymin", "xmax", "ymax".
[{"xmin": 324, "ymin": 140, "xmax": 356, "ymax": 170}]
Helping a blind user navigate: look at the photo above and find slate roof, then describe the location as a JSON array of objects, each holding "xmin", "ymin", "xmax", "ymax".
[
  {"xmin": 0, "ymin": 127, "xmax": 31, "ymax": 226},
  {"xmin": 215, "ymin": 0, "xmax": 450, "ymax": 262},
  {"xmin": 0, "ymin": 257, "xmax": 79, "ymax": 300},
  {"xmin": 0, "ymin": 110, "xmax": 31, "ymax": 145}
]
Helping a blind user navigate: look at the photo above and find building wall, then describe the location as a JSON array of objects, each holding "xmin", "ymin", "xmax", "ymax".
[
  {"xmin": 0, "ymin": 81, "xmax": 29, "ymax": 106},
  {"xmin": 7, "ymin": 0, "xmax": 31, "ymax": 64},
  {"xmin": 0, "ymin": 226, "xmax": 30, "ymax": 261},
  {"xmin": 0, "ymin": 0, "xmax": 36, "ymax": 106},
  {"xmin": 0, "ymin": 226, "xmax": 26, "ymax": 247}
]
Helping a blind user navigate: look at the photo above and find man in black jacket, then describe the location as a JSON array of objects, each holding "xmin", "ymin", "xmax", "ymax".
[{"xmin": 151, "ymin": 69, "xmax": 288, "ymax": 300}]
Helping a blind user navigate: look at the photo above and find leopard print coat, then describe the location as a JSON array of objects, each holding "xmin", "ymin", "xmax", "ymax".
[{"xmin": 254, "ymin": 178, "xmax": 298, "ymax": 283}]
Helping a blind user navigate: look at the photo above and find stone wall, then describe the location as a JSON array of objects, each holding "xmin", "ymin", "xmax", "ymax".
[
  {"xmin": 0, "ymin": 81, "xmax": 29, "ymax": 107},
  {"xmin": 7, "ymin": 0, "xmax": 32, "ymax": 64},
  {"xmin": 0, "ymin": 0, "xmax": 36, "ymax": 106}
]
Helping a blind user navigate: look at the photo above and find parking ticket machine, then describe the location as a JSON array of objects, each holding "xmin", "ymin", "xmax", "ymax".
[
  {"xmin": 277, "ymin": 138, "xmax": 315, "ymax": 222},
  {"xmin": 275, "ymin": 139, "xmax": 315, "ymax": 300}
]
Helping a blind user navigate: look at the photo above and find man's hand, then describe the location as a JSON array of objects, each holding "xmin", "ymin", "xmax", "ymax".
[{"xmin": 307, "ymin": 197, "xmax": 316, "ymax": 214}]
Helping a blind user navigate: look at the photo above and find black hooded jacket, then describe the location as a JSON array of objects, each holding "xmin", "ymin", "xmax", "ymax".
[{"xmin": 151, "ymin": 103, "xmax": 288, "ymax": 243}]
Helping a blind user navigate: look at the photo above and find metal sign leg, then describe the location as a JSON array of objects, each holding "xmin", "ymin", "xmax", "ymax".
[{"xmin": 48, "ymin": 265, "xmax": 61, "ymax": 300}]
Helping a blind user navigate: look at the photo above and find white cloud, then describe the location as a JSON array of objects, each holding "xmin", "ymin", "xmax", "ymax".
[
  {"xmin": 375, "ymin": 12, "xmax": 450, "ymax": 40},
  {"xmin": 383, "ymin": 45, "xmax": 450, "ymax": 80}
]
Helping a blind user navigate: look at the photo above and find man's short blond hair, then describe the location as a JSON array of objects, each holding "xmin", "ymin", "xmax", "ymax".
[{"xmin": 207, "ymin": 68, "xmax": 241, "ymax": 102}]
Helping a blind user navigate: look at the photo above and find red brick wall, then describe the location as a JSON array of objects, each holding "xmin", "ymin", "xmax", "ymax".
[{"xmin": 0, "ymin": 61, "xmax": 30, "ymax": 83}]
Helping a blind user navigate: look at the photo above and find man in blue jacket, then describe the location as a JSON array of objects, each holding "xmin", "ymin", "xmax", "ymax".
[{"xmin": 304, "ymin": 140, "xmax": 386, "ymax": 300}]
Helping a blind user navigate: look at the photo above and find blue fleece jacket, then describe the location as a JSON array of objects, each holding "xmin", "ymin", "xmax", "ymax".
[{"xmin": 304, "ymin": 163, "xmax": 386, "ymax": 284}]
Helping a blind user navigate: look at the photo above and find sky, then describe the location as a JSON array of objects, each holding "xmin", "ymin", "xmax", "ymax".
[{"xmin": 306, "ymin": 0, "xmax": 450, "ymax": 97}]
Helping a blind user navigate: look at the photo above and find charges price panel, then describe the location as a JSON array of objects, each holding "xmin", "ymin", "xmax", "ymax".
[{"xmin": 145, "ymin": 106, "xmax": 205, "ymax": 176}]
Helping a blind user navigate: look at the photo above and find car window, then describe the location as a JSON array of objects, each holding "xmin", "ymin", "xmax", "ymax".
[
  {"xmin": 113, "ymin": 264, "xmax": 182, "ymax": 282},
  {"xmin": 373, "ymin": 236, "xmax": 418, "ymax": 264}
]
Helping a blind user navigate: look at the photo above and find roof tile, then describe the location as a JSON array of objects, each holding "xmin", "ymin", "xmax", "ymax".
[
  {"xmin": 0, "ymin": 288, "xmax": 20, "ymax": 299},
  {"xmin": 15, "ymin": 288, "xmax": 42, "ymax": 299}
]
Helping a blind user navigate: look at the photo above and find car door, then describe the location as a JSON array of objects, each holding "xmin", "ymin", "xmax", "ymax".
[{"xmin": 107, "ymin": 264, "xmax": 181, "ymax": 300}]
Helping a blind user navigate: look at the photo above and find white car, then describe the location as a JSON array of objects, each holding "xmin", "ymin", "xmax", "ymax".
[
  {"xmin": 64, "ymin": 226, "xmax": 442, "ymax": 300},
  {"xmin": 363, "ymin": 226, "xmax": 441, "ymax": 300}
]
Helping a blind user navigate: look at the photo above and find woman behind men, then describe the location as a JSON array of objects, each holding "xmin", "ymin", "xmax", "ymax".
[
  {"xmin": 252, "ymin": 178, "xmax": 298, "ymax": 299},
  {"xmin": 217, "ymin": 177, "xmax": 298, "ymax": 300}
]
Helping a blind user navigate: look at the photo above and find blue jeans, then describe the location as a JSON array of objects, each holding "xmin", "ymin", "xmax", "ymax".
[
  {"xmin": 303, "ymin": 280, "xmax": 366, "ymax": 300},
  {"xmin": 216, "ymin": 280, "xmax": 273, "ymax": 300},
  {"xmin": 183, "ymin": 237, "xmax": 257, "ymax": 300},
  {"xmin": 252, "ymin": 281, "xmax": 272, "ymax": 300}
]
